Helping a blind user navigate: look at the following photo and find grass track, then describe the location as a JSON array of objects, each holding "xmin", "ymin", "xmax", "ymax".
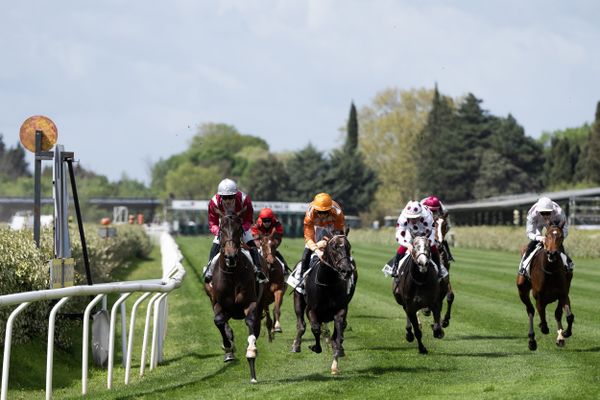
[{"xmin": 6, "ymin": 237, "xmax": 600, "ymax": 399}]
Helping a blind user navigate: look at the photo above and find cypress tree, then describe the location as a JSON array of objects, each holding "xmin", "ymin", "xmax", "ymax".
[{"xmin": 345, "ymin": 101, "xmax": 358, "ymax": 154}]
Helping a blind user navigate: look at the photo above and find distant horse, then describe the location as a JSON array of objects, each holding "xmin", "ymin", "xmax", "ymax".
[
  {"xmin": 393, "ymin": 236, "xmax": 444, "ymax": 354},
  {"xmin": 291, "ymin": 233, "xmax": 357, "ymax": 375},
  {"xmin": 258, "ymin": 234, "xmax": 287, "ymax": 341},
  {"xmin": 517, "ymin": 222, "xmax": 574, "ymax": 350},
  {"xmin": 204, "ymin": 214, "xmax": 264, "ymax": 383},
  {"xmin": 435, "ymin": 217, "xmax": 454, "ymax": 328}
]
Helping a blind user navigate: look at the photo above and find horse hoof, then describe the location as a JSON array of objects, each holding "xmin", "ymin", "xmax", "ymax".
[
  {"xmin": 556, "ymin": 339, "xmax": 565, "ymax": 348},
  {"xmin": 563, "ymin": 330, "xmax": 572, "ymax": 338},
  {"xmin": 334, "ymin": 348, "xmax": 345, "ymax": 358},
  {"xmin": 434, "ymin": 329, "xmax": 445, "ymax": 339},
  {"xmin": 224, "ymin": 353, "xmax": 236, "ymax": 362},
  {"xmin": 274, "ymin": 327, "xmax": 283, "ymax": 333},
  {"xmin": 250, "ymin": 378, "xmax": 258, "ymax": 384},
  {"xmin": 442, "ymin": 319, "xmax": 450, "ymax": 328},
  {"xmin": 291, "ymin": 345, "xmax": 301, "ymax": 353},
  {"xmin": 422, "ymin": 309, "xmax": 431, "ymax": 317},
  {"xmin": 309, "ymin": 344, "xmax": 322, "ymax": 354},
  {"xmin": 528, "ymin": 340, "xmax": 537, "ymax": 351},
  {"xmin": 418, "ymin": 346, "xmax": 428, "ymax": 354},
  {"xmin": 406, "ymin": 331, "xmax": 415, "ymax": 343},
  {"xmin": 331, "ymin": 368, "xmax": 340, "ymax": 375},
  {"xmin": 539, "ymin": 324, "xmax": 549, "ymax": 335}
]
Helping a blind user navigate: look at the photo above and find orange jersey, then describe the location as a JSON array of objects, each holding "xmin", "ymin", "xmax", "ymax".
[{"xmin": 303, "ymin": 200, "xmax": 345, "ymax": 251}]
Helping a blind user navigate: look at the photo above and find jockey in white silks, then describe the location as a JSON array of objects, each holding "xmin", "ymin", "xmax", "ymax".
[
  {"xmin": 517, "ymin": 196, "xmax": 573, "ymax": 283},
  {"xmin": 383, "ymin": 200, "xmax": 448, "ymax": 280}
]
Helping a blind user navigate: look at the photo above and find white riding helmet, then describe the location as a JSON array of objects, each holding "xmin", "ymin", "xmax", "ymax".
[
  {"xmin": 536, "ymin": 197, "xmax": 554, "ymax": 213},
  {"xmin": 401, "ymin": 200, "xmax": 423, "ymax": 219},
  {"xmin": 217, "ymin": 178, "xmax": 238, "ymax": 196}
]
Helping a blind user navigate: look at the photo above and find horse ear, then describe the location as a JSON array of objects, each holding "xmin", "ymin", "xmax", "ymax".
[
  {"xmin": 559, "ymin": 220, "xmax": 566, "ymax": 229},
  {"xmin": 345, "ymin": 227, "xmax": 350, "ymax": 236}
]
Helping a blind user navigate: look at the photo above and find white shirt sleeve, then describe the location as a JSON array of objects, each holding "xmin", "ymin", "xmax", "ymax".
[
  {"xmin": 395, "ymin": 215, "xmax": 412, "ymax": 247},
  {"xmin": 525, "ymin": 205, "xmax": 542, "ymax": 241}
]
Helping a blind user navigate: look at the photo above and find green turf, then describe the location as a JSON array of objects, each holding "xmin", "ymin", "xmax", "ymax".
[{"xmin": 6, "ymin": 237, "xmax": 600, "ymax": 399}]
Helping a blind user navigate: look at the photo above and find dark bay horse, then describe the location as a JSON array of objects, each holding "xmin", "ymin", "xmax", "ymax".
[
  {"xmin": 204, "ymin": 214, "xmax": 264, "ymax": 383},
  {"xmin": 393, "ymin": 236, "xmax": 444, "ymax": 354},
  {"xmin": 291, "ymin": 234, "xmax": 357, "ymax": 375},
  {"xmin": 258, "ymin": 234, "xmax": 287, "ymax": 341},
  {"xmin": 434, "ymin": 217, "xmax": 454, "ymax": 328},
  {"xmin": 517, "ymin": 222, "xmax": 574, "ymax": 350}
]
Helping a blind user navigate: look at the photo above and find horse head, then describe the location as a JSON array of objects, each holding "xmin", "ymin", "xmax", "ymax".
[
  {"xmin": 219, "ymin": 213, "xmax": 243, "ymax": 268},
  {"xmin": 544, "ymin": 222, "xmax": 565, "ymax": 263},
  {"xmin": 259, "ymin": 234, "xmax": 276, "ymax": 264},
  {"xmin": 411, "ymin": 236, "xmax": 431, "ymax": 274},
  {"xmin": 323, "ymin": 234, "xmax": 354, "ymax": 280}
]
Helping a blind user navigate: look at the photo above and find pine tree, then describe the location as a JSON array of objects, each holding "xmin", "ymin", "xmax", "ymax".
[
  {"xmin": 283, "ymin": 145, "xmax": 328, "ymax": 201},
  {"xmin": 585, "ymin": 101, "xmax": 600, "ymax": 184}
]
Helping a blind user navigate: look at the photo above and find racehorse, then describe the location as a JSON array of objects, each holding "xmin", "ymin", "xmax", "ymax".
[
  {"xmin": 517, "ymin": 222, "xmax": 574, "ymax": 350},
  {"xmin": 393, "ymin": 236, "xmax": 444, "ymax": 354},
  {"xmin": 258, "ymin": 234, "xmax": 287, "ymax": 341},
  {"xmin": 291, "ymin": 232, "xmax": 357, "ymax": 375},
  {"xmin": 204, "ymin": 213, "xmax": 264, "ymax": 383},
  {"xmin": 435, "ymin": 217, "xmax": 454, "ymax": 328}
]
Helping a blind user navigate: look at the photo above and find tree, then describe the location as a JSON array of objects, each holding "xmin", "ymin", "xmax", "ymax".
[
  {"xmin": 344, "ymin": 101, "xmax": 358, "ymax": 154},
  {"xmin": 244, "ymin": 155, "xmax": 289, "ymax": 201},
  {"xmin": 359, "ymin": 87, "xmax": 434, "ymax": 213},
  {"xmin": 585, "ymin": 101, "xmax": 600, "ymax": 184},
  {"xmin": 0, "ymin": 136, "xmax": 30, "ymax": 179},
  {"xmin": 473, "ymin": 150, "xmax": 530, "ymax": 198},
  {"xmin": 164, "ymin": 163, "xmax": 221, "ymax": 199},
  {"xmin": 283, "ymin": 144, "xmax": 328, "ymax": 202}
]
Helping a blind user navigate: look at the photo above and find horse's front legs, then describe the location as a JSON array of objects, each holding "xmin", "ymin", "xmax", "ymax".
[
  {"xmin": 273, "ymin": 289, "xmax": 284, "ymax": 333},
  {"xmin": 431, "ymin": 304, "xmax": 445, "ymax": 339},
  {"xmin": 291, "ymin": 292, "xmax": 306, "ymax": 352},
  {"xmin": 442, "ymin": 281, "xmax": 454, "ymax": 328},
  {"xmin": 536, "ymin": 298, "xmax": 549, "ymax": 335},
  {"xmin": 244, "ymin": 300, "xmax": 260, "ymax": 383},
  {"xmin": 517, "ymin": 278, "xmax": 537, "ymax": 351},
  {"xmin": 213, "ymin": 304, "xmax": 235, "ymax": 362},
  {"xmin": 556, "ymin": 295, "xmax": 574, "ymax": 345},
  {"xmin": 330, "ymin": 308, "xmax": 347, "ymax": 375},
  {"xmin": 308, "ymin": 309, "xmax": 322, "ymax": 354},
  {"xmin": 406, "ymin": 310, "xmax": 427, "ymax": 354}
]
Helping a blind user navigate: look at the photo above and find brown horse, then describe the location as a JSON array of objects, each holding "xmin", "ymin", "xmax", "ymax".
[
  {"xmin": 258, "ymin": 234, "xmax": 287, "ymax": 341},
  {"xmin": 393, "ymin": 236, "xmax": 444, "ymax": 354},
  {"xmin": 204, "ymin": 214, "xmax": 264, "ymax": 383},
  {"xmin": 517, "ymin": 222, "xmax": 574, "ymax": 350},
  {"xmin": 291, "ymin": 233, "xmax": 357, "ymax": 375},
  {"xmin": 434, "ymin": 217, "xmax": 454, "ymax": 328}
]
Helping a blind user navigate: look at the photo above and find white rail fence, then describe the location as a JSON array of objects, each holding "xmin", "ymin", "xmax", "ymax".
[{"xmin": 0, "ymin": 231, "xmax": 186, "ymax": 399}]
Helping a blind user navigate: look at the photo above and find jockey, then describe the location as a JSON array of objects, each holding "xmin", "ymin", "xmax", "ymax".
[
  {"xmin": 386, "ymin": 200, "xmax": 448, "ymax": 280},
  {"xmin": 251, "ymin": 207, "xmax": 288, "ymax": 271},
  {"xmin": 204, "ymin": 178, "xmax": 267, "ymax": 283},
  {"xmin": 517, "ymin": 197, "xmax": 573, "ymax": 284},
  {"xmin": 298, "ymin": 192, "xmax": 345, "ymax": 280},
  {"xmin": 421, "ymin": 195, "xmax": 454, "ymax": 262}
]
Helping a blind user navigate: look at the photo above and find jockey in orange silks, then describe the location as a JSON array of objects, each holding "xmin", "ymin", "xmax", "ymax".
[{"xmin": 203, "ymin": 178, "xmax": 267, "ymax": 283}]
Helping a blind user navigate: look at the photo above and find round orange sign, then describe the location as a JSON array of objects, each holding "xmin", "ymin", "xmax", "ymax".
[{"xmin": 19, "ymin": 115, "xmax": 58, "ymax": 152}]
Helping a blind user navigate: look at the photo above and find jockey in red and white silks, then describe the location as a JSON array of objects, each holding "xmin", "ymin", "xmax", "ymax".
[
  {"xmin": 385, "ymin": 200, "xmax": 447, "ymax": 279},
  {"xmin": 204, "ymin": 178, "xmax": 267, "ymax": 283},
  {"xmin": 518, "ymin": 197, "xmax": 573, "ymax": 278}
]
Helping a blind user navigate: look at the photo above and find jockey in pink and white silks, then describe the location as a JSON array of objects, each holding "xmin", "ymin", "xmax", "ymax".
[
  {"xmin": 421, "ymin": 195, "xmax": 454, "ymax": 262},
  {"xmin": 384, "ymin": 200, "xmax": 448, "ymax": 280},
  {"xmin": 517, "ymin": 196, "xmax": 573, "ymax": 281},
  {"xmin": 203, "ymin": 178, "xmax": 267, "ymax": 283}
]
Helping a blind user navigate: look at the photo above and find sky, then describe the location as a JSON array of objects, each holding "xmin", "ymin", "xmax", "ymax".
[{"xmin": 1, "ymin": 0, "xmax": 599, "ymax": 184}]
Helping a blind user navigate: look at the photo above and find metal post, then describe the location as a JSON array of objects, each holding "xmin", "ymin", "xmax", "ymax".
[
  {"xmin": 66, "ymin": 159, "xmax": 93, "ymax": 285},
  {"xmin": 82, "ymin": 294, "xmax": 104, "ymax": 395},
  {"xmin": 140, "ymin": 293, "xmax": 162, "ymax": 377},
  {"xmin": 34, "ymin": 131, "xmax": 42, "ymax": 247},
  {"xmin": 107, "ymin": 293, "xmax": 131, "ymax": 389},
  {"xmin": 125, "ymin": 292, "xmax": 151, "ymax": 384},
  {"xmin": 46, "ymin": 297, "xmax": 69, "ymax": 400},
  {"xmin": 1, "ymin": 302, "xmax": 30, "ymax": 400}
]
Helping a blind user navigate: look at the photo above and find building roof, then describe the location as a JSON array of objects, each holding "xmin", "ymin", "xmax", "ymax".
[{"xmin": 446, "ymin": 187, "xmax": 600, "ymax": 211}]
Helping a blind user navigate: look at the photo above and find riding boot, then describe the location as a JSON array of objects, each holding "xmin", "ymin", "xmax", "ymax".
[
  {"xmin": 300, "ymin": 248, "xmax": 313, "ymax": 278},
  {"xmin": 204, "ymin": 242, "xmax": 220, "ymax": 283},
  {"xmin": 443, "ymin": 240, "xmax": 454, "ymax": 262},
  {"xmin": 518, "ymin": 240, "xmax": 539, "ymax": 276},
  {"xmin": 432, "ymin": 251, "xmax": 447, "ymax": 280},
  {"xmin": 390, "ymin": 252, "xmax": 403, "ymax": 277},
  {"xmin": 248, "ymin": 245, "xmax": 268, "ymax": 283},
  {"xmin": 275, "ymin": 250, "xmax": 290, "ymax": 276}
]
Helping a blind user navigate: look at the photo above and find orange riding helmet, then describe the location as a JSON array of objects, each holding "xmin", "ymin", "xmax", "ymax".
[{"xmin": 312, "ymin": 193, "xmax": 333, "ymax": 211}]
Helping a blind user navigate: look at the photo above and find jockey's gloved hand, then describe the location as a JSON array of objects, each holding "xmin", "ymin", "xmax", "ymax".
[{"xmin": 315, "ymin": 249, "xmax": 324, "ymax": 260}]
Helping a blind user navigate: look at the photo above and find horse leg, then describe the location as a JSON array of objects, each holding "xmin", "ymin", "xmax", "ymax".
[
  {"xmin": 291, "ymin": 291, "xmax": 306, "ymax": 352},
  {"xmin": 431, "ymin": 304, "xmax": 445, "ymax": 339},
  {"xmin": 273, "ymin": 289, "xmax": 284, "ymax": 333},
  {"xmin": 442, "ymin": 283, "xmax": 454, "ymax": 328},
  {"xmin": 213, "ymin": 306, "xmax": 235, "ymax": 362},
  {"xmin": 517, "ymin": 278, "xmax": 537, "ymax": 351},
  {"xmin": 554, "ymin": 302, "xmax": 566, "ymax": 347},
  {"xmin": 264, "ymin": 304, "xmax": 274, "ymax": 342},
  {"xmin": 408, "ymin": 311, "xmax": 427, "ymax": 354},
  {"xmin": 308, "ymin": 309, "xmax": 322, "ymax": 354},
  {"xmin": 405, "ymin": 314, "xmax": 414, "ymax": 342},
  {"xmin": 536, "ymin": 298, "xmax": 549, "ymax": 335},
  {"xmin": 330, "ymin": 309, "xmax": 346, "ymax": 375},
  {"xmin": 244, "ymin": 301, "xmax": 259, "ymax": 384},
  {"xmin": 563, "ymin": 296, "xmax": 574, "ymax": 338}
]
